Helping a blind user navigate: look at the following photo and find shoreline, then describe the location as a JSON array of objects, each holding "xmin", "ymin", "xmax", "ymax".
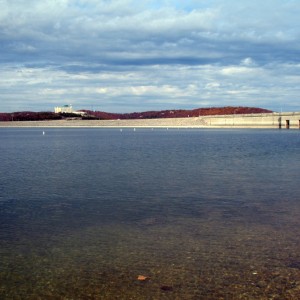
[{"xmin": 0, "ymin": 112, "xmax": 300, "ymax": 129}]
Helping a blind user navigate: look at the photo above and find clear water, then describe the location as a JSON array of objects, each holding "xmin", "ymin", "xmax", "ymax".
[{"xmin": 0, "ymin": 128, "xmax": 300, "ymax": 299}]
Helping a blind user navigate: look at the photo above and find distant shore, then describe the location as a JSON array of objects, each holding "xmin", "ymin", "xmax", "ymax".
[{"xmin": 0, "ymin": 112, "xmax": 300, "ymax": 129}]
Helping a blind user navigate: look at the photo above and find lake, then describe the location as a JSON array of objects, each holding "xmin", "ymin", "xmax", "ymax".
[{"xmin": 0, "ymin": 128, "xmax": 300, "ymax": 299}]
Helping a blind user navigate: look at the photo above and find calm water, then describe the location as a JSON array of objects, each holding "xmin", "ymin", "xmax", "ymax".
[{"xmin": 0, "ymin": 128, "xmax": 300, "ymax": 299}]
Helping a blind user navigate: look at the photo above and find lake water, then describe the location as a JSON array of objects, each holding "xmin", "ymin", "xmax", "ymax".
[{"xmin": 0, "ymin": 128, "xmax": 300, "ymax": 299}]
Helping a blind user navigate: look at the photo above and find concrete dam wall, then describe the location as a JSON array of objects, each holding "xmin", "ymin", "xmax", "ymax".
[
  {"xmin": 198, "ymin": 112, "xmax": 300, "ymax": 129},
  {"xmin": 0, "ymin": 112, "xmax": 300, "ymax": 129}
]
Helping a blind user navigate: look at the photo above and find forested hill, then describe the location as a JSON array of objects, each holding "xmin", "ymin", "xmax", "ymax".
[
  {"xmin": 85, "ymin": 106, "xmax": 272, "ymax": 120},
  {"xmin": 0, "ymin": 106, "xmax": 272, "ymax": 121}
]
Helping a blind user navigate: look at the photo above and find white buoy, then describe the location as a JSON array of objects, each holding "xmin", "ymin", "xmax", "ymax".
[
  {"xmin": 134, "ymin": 128, "xmax": 136, "ymax": 131},
  {"xmin": 42, "ymin": 131, "xmax": 45, "ymax": 135},
  {"xmin": 120, "ymin": 129, "xmax": 123, "ymax": 132}
]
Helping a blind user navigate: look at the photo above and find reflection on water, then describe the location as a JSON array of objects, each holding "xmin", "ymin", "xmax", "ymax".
[{"xmin": 0, "ymin": 128, "xmax": 300, "ymax": 299}]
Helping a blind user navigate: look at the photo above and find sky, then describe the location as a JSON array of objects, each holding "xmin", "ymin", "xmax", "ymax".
[{"xmin": 1, "ymin": 0, "xmax": 300, "ymax": 113}]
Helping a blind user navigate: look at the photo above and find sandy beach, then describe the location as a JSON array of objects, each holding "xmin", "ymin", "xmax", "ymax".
[{"xmin": 0, "ymin": 118, "xmax": 213, "ymax": 128}]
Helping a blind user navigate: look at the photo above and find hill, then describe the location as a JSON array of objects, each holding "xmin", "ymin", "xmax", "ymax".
[{"xmin": 82, "ymin": 106, "xmax": 272, "ymax": 120}]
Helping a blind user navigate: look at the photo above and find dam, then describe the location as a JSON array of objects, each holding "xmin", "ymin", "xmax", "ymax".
[
  {"xmin": 0, "ymin": 111, "xmax": 300, "ymax": 129},
  {"xmin": 195, "ymin": 111, "xmax": 300, "ymax": 129}
]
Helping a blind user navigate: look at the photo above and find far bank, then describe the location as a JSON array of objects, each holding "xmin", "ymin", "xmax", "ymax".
[{"xmin": 0, "ymin": 112, "xmax": 300, "ymax": 129}]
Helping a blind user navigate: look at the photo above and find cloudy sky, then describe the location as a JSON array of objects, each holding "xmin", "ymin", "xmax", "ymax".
[{"xmin": 1, "ymin": 0, "xmax": 300, "ymax": 113}]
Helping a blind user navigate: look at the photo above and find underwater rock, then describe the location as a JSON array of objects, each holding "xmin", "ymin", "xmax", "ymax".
[
  {"xmin": 137, "ymin": 275, "xmax": 149, "ymax": 281},
  {"xmin": 287, "ymin": 261, "xmax": 300, "ymax": 269}
]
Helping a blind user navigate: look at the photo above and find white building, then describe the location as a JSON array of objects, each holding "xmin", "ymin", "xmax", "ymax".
[{"xmin": 54, "ymin": 104, "xmax": 73, "ymax": 114}]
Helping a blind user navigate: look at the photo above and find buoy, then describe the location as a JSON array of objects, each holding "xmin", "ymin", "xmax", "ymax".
[{"xmin": 42, "ymin": 131, "xmax": 45, "ymax": 135}]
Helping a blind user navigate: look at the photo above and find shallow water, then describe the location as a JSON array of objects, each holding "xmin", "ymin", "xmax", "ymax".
[{"xmin": 0, "ymin": 128, "xmax": 300, "ymax": 299}]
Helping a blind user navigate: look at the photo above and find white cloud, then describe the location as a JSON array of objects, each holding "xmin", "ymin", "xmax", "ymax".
[
  {"xmin": 220, "ymin": 66, "xmax": 258, "ymax": 76},
  {"xmin": 240, "ymin": 58, "xmax": 255, "ymax": 66}
]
